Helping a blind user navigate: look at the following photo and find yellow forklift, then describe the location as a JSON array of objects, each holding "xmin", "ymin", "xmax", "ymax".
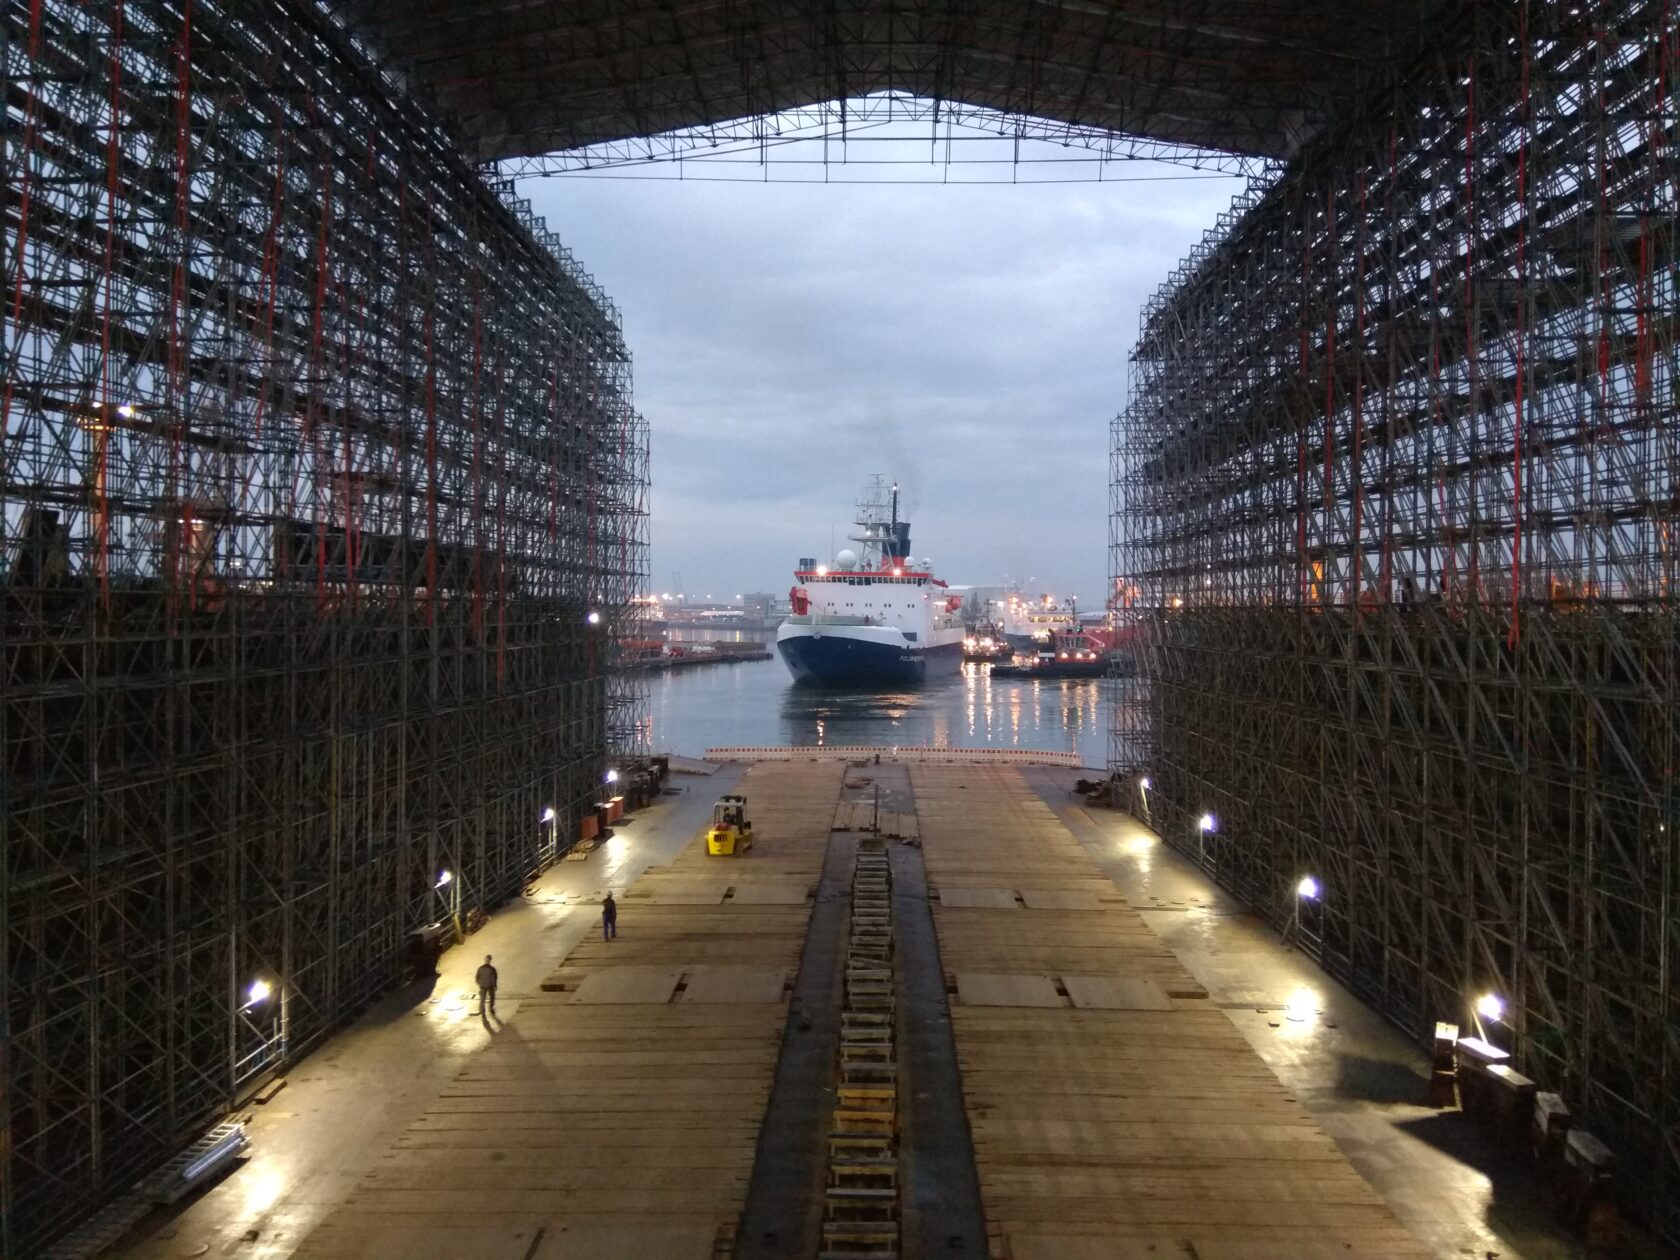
[{"xmin": 706, "ymin": 794, "xmax": 754, "ymax": 856}]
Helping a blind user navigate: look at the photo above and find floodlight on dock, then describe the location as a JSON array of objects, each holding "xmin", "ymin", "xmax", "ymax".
[
  {"xmin": 605, "ymin": 768, "xmax": 619, "ymax": 784},
  {"xmin": 1476, "ymin": 993, "xmax": 1506, "ymax": 1022},
  {"xmin": 586, "ymin": 610, "xmax": 601, "ymax": 625},
  {"xmin": 435, "ymin": 869, "xmax": 453, "ymax": 888},
  {"xmin": 1285, "ymin": 987, "xmax": 1317, "ymax": 1023},
  {"xmin": 1198, "ymin": 812, "xmax": 1216, "ymax": 832},
  {"xmin": 1296, "ymin": 875, "xmax": 1320, "ymax": 899},
  {"xmin": 246, "ymin": 978, "xmax": 273, "ymax": 1006},
  {"xmin": 541, "ymin": 806, "xmax": 557, "ymax": 823},
  {"xmin": 1139, "ymin": 776, "xmax": 1151, "ymax": 790}
]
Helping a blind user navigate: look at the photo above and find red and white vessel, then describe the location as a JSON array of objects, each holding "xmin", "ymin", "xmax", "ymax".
[{"xmin": 777, "ymin": 477, "xmax": 965, "ymax": 687}]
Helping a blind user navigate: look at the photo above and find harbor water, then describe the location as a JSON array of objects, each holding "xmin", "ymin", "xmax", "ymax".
[{"xmin": 645, "ymin": 655, "xmax": 1110, "ymax": 768}]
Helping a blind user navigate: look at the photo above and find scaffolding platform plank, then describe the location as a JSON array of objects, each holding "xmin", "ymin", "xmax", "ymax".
[
  {"xmin": 953, "ymin": 973, "xmax": 1064, "ymax": 1008},
  {"xmin": 1018, "ymin": 889, "xmax": 1103, "ymax": 911},
  {"xmin": 680, "ymin": 966, "xmax": 789, "ymax": 1004},
  {"xmin": 729, "ymin": 882, "xmax": 813, "ymax": 905},
  {"xmin": 569, "ymin": 967, "xmax": 683, "ymax": 1004},
  {"xmin": 1062, "ymin": 976, "xmax": 1173, "ymax": 1011},
  {"xmin": 937, "ymin": 888, "xmax": 1019, "ymax": 909}
]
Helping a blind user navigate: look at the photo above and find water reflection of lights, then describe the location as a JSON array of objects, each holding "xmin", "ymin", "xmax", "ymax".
[
  {"xmin": 767, "ymin": 663, "xmax": 1108, "ymax": 762},
  {"xmin": 244, "ymin": 1166, "xmax": 286, "ymax": 1215},
  {"xmin": 1122, "ymin": 831, "xmax": 1155, "ymax": 858},
  {"xmin": 602, "ymin": 833, "xmax": 631, "ymax": 866}
]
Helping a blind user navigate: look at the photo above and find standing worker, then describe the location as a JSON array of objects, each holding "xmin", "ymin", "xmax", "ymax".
[
  {"xmin": 475, "ymin": 954, "xmax": 499, "ymax": 1020},
  {"xmin": 602, "ymin": 892, "xmax": 618, "ymax": 942}
]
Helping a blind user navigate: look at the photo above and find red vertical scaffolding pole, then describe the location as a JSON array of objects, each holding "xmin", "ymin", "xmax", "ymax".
[
  {"xmin": 469, "ymin": 273, "xmax": 484, "ymax": 641},
  {"xmin": 1463, "ymin": 51, "xmax": 1480, "ymax": 603},
  {"xmin": 548, "ymin": 347, "xmax": 562, "ymax": 541},
  {"xmin": 310, "ymin": 147, "xmax": 333, "ymax": 611},
  {"xmin": 1380, "ymin": 127, "xmax": 1397, "ymax": 603},
  {"xmin": 1297, "ymin": 212, "xmax": 1312, "ymax": 605},
  {"xmin": 253, "ymin": 122, "xmax": 284, "ymax": 440},
  {"xmin": 494, "ymin": 347, "xmax": 507, "ymax": 686},
  {"xmin": 1352, "ymin": 172, "xmax": 1366, "ymax": 613},
  {"xmin": 1323, "ymin": 184, "xmax": 1338, "ymax": 601},
  {"xmin": 422, "ymin": 190, "xmax": 439, "ymax": 625},
  {"xmin": 1510, "ymin": 1, "xmax": 1530, "ymax": 647},
  {"xmin": 2, "ymin": 0, "xmax": 46, "ymax": 460},
  {"xmin": 168, "ymin": 1, "xmax": 193, "ymax": 628},
  {"xmin": 96, "ymin": 1, "xmax": 125, "ymax": 613}
]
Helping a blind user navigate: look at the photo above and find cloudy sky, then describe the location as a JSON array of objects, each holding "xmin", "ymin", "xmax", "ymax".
[{"xmin": 521, "ymin": 164, "xmax": 1244, "ymax": 607}]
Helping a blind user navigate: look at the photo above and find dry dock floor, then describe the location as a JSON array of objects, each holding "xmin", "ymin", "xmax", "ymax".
[
  {"xmin": 119, "ymin": 754, "xmax": 1612, "ymax": 1260},
  {"xmin": 914, "ymin": 763, "xmax": 1428, "ymax": 1260},
  {"xmin": 292, "ymin": 761, "xmax": 842, "ymax": 1259}
]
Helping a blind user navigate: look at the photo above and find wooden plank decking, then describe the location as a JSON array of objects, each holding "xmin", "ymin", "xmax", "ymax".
[
  {"xmin": 913, "ymin": 764, "xmax": 1430, "ymax": 1260},
  {"xmin": 295, "ymin": 761, "xmax": 842, "ymax": 1260}
]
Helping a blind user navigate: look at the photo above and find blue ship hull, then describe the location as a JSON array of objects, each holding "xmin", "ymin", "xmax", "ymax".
[{"xmin": 778, "ymin": 633, "xmax": 963, "ymax": 687}]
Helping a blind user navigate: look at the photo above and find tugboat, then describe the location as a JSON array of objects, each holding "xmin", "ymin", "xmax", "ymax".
[
  {"xmin": 777, "ymin": 477, "xmax": 965, "ymax": 686},
  {"xmin": 989, "ymin": 628, "xmax": 1110, "ymax": 679},
  {"xmin": 962, "ymin": 619, "xmax": 1009, "ymax": 663}
]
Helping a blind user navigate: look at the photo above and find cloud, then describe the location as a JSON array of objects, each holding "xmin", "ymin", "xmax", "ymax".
[{"xmin": 522, "ymin": 167, "xmax": 1243, "ymax": 603}]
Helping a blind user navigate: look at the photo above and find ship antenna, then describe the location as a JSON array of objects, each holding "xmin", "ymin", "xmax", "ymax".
[{"xmin": 890, "ymin": 482, "xmax": 898, "ymax": 531}]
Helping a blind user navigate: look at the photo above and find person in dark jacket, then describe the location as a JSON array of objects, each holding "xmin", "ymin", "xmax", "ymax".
[
  {"xmin": 602, "ymin": 892, "xmax": 618, "ymax": 941},
  {"xmin": 475, "ymin": 955, "xmax": 498, "ymax": 1020}
]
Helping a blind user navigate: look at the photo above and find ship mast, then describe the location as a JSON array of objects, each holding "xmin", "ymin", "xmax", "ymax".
[{"xmin": 847, "ymin": 475, "xmax": 913, "ymax": 571}]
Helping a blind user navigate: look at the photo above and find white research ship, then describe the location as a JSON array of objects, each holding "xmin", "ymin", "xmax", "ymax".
[{"xmin": 777, "ymin": 477, "xmax": 965, "ymax": 687}]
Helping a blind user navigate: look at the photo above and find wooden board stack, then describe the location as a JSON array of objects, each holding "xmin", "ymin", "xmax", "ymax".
[
  {"xmin": 913, "ymin": 764, "xmax": 1431, "ymax": 1260},
  {"xmin": 293, "ymin": 761, "xmax": 842, "ymax": 1260}
]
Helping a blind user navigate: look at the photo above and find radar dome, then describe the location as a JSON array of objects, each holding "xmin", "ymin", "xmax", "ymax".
[
  {"xmin": 920, "ymin": 558, "xmax": 932, "ymax": 570},
  {"xmin": 835, "ymin": 548, "xmax": 859, "ymax": 570}
]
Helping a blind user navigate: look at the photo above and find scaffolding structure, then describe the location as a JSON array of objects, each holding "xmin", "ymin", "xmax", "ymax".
[
  {"xmin": 1, "ymin": 0, "xmax": 647, "ymax": 1252},
  {"xmin": 1114, "ymin": 0, "xmax": 1679, "ymax": 1242},
  {"xmin": 496, "ymin": 92, "xmax": 1269, "ymax": 183}
]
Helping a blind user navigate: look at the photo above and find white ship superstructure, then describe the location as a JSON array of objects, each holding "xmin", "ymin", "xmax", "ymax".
[{"xmin": 999, "ymin": 591, "xmax": 1079, "ymax": 652}]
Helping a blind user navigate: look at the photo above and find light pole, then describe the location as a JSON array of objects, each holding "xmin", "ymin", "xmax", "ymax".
[
  {"xmin": 237, "ymin": 976, "xmax": 280, "ymax": 1080},
  {"xmin": 541, "ymin": 806, "xmax": 557, "ymax": 864},
  {"xmin": 437, "ymin": 868, "xmax": 461, "ymax": 942},
  {"xmin": 1290, "ymin": 874, "xmax": 1320, "ymax": 951}
]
